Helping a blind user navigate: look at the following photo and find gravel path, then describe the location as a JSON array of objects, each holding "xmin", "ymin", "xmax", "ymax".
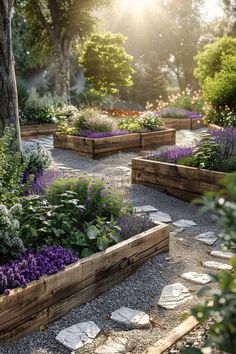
[{"xmin": 1, "ymin": 129, "xmax": 224, "ymax": 354}]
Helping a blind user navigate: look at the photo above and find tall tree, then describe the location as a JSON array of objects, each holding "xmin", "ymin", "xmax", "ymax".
[
  {"xmin": 18, "ymin": 0, "xmax": 111, "ymax": 99},
  {"xmin": 0, "ymin": 0, "xmax": 21, "ymax": 144},
  {"xmin": 223, "ymin": 0, "xmax": 236, "ymax": 35}
]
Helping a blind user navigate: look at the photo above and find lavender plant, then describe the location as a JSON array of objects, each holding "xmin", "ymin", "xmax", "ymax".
[
  {"xmin": 147, "ymin": 147, "xmax": 194, "ymax": 163},
  {"xmin": 116, "ymin": 214, "xmax": 154, "ymax": 240},
  {"xmin": 159, "ymin": 108, "xmax": 201, "ymax": 119},
  {"xmin": 0, "ymin": 246, "xmax": 78, "ymax": 295}
]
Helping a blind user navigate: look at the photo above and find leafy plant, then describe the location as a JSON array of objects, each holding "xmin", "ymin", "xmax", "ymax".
[
  {"xmin": 138, "ymin": 111, "xmax": 164, "ymax": 131},
  {"xmin": 0, "ymin": 203, "xmax": 24, "ymax": 264},
  {"xmin": 206, "ymin": 107, "xmax": 236, "ymax": 127},
  {"xmin": 23, "ymin": 144, "xmax": 52, "ymax": 175},
  {"xmin": 116, "ymin": 214, "xmax": 154, "ymax": 240},
  {"xmin": 74, "ymin": 216, "xmax": 122, "ymax": 258},
  {"xmin": 159, "ymin": 108, "xmax": 201, "ymax": 119},
  {"xmin": 118, "ymin": 116, "xmax": 141, "ymax": 132}
]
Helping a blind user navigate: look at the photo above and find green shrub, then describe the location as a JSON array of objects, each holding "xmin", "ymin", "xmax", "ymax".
[
  {"xmin": 23, "ymin": 144, "xmax": 52, "ymax": 175},
  {"xmin": 72, "ymin": 107, "xmax": 116, "ymax": 133},
  {"xmin": 185, "ymin": 174, "xmax": 236, "ymax": 354},
  {"xmin": 118, "ymin": 116, "xmax": 141, "ymax": 132},
  {"xmin": 0, "ymin": 203, "xmax": 24, "ymax": 264},
  {"xmin": 203, "ymin": 55, "xmax": 236, "ymax": 111},
  {"xmin": 118, "ymin": 111, "xmax": 163, "ymax": 132},
  {"xmin": 21, "ymin": 88, "xmax": 79, "ymax": 124},
  {"xmin": 206, "ymin": 107, "xmax": 236, "ymax": 127}
]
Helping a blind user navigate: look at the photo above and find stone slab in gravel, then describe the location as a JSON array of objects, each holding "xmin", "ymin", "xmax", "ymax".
[
  {"xmin": 203, "ymin": 261, "xmax": 233, "ymax": 271},
  {"xmin": 173, "ymin": 219, "xmax": 197, "ymax": 228},
  {"xmin": 181, "ymin": 272, "xmax": 212, "ymax": 285},
  {"xmin": 149, "ymin": 211, "xmax": 172, "ymax": 223},
  {"xmin": 56, "ymin": 321, "xmax": 100, "ymax": 351},
  {"xmin": 210, "ymin": 250, "xmax": 235, "ymax": 260},
  {"xmin": 110, "ymin": 307, "xmax": 150, "ymax": 329},
  {"xmin": 134, "ymin": 205, "xmax": 158, "ymax": 213},
  {"xmin": 95, "ymin": 337, "xmax": 128, "ymax": 354},
  {"xmin": 158, "ymin": 283, "xmax": 193, "ymax": 309},
  {"xmin": 194, "ymin": 232, "xmax": 218, "ymax": 245}
]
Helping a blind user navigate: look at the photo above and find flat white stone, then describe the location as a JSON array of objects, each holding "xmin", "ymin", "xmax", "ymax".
[
  {"xmin": 158, "ymin": 283, "xmax": 193, "ymax": 309},
  {"xmin": 173, "ymin": 219, "xmax": 197, "ymax": 228},
  {"xmin": 95, "ymin": 338, "xmax": 128, "ymax": 354},
  {"xmin": 110, "ymin": 307, "xmax": 150, "ymax": 329},
  {"xmin": 149, "ymin": 211, "xmax": 172, "ymax": 223},
  {"xmin": 170, "ymin": 228, "xmax": 184, "ymax": 236},
  {"xmin": 181, "ymin": 272, "xmax": 212, "ymax": 285},
  {"xmin": 134, "ymin": 205, "xmax": 158, "ymax": 213},
  {"xmin": 195, "ymin": 232, "xmax": 218, "ymax": 245},
  {"xmin": 56, "ymin": 321, "xmax": 100, "ymax": 351},
  {"xmin": 211, "ymin": 250, "xmax": 235, "ymax": 260},
  {"xmin": 203, "ymin": 261, "xmax": 233, "ymax": 271}
]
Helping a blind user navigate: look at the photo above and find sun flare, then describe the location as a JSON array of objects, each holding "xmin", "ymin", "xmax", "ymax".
[{"xmin": 120, "ymin": 0, "xmax": 157, "ymax": 15}]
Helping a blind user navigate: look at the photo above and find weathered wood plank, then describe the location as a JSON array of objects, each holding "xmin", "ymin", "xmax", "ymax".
[
  {"xmin": 141, "ymin": 129, "xmax": 176, "ymax": 149},
  {"xmin": 132, "ymin": 158, "xmax": 226, "ymax": 201},
  {"xmin": 144, "ymin": 316, "xmax": 199, "ymax": 354},
  {"xmin": 0, "ymin": 224, "xmax": 169, "ymax": 343},
  {"xmin": 21, "ymin": 124, "xmax": 57, "ymax": 137},
  {"xmin": 208, "ymin": 123, "xmax": 223, "ymax": 131},
  {"xmin": 161, "ymin": 118, "xmax": 206, "ymax": 130}
]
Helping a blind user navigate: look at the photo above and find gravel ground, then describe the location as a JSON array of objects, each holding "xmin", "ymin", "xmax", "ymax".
[{"xmin": 0, "ymin": 129, "xmax": 225, "ymax": 354}]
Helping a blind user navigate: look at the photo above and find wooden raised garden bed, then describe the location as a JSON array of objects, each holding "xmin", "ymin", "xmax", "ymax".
[
  {"xmin": 208, "ymin": 123, "xmax": 223, "ymax": 131},
  {"xmin": 161, "ymin": 117, "xmax": 206, "ymax": 130},
  {"xmin": 0, "ymin": 224, "xmax": 169, "ymax": 344},
  {"xmin": 132, "ymin": 157, "xmax": 226, "ymax": 202},
  {"xmin": 21, "ymin": 124, "xmax": 57, "ymax": 138},
  {"xmin": 54, "ymin": 129, "xmax": 176, "ymax": 159}
]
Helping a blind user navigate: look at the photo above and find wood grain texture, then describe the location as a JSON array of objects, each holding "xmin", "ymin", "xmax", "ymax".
[
  {"xmin": 144, "ymin": 315, "xmax": 199, "ymax": 354},
  {"xmin": 132, "ymin": 158, "xmax": 226, "ymax": 202},
  {"xmin": 208, "ymin": 123, "xmax": 223, "ymax": 131},
  {"xmin": 161, "ymin": 118, "xmax": 206, "ymax": 130},
  {"xmin": 0, "ymin": 224, "xmax": 169, "ymax": 344},
  {"xmin": 21, "ymin": 124, "xmax": 57, "ymax": 137},
  {"xmin": 53, "ymin": 131, "xmax": 176, "ymax": 158}
]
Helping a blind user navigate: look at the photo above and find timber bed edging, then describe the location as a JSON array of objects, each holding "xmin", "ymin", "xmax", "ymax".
[
  {"xmin": 21, "ymin": 124, "xmax": 57, "ymax": 137},
  {"xmin": 0, "ymin": 223, "xmax": 170, "ymax": 344}
]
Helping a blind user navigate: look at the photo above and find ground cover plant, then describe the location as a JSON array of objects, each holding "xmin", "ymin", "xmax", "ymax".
[
  {"xmin": 147, "ymin": 128, "xmax": 236, "ymax": 173},
  {"xmin": 158, "ymin": 108, "xmax": 201, "ymax": 119},
  {"xmin": 118, "ymin": 111, "xmax": 164, "ymax": 132}
]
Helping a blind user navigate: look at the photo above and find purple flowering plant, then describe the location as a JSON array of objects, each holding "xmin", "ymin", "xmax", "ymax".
[
  {"xmin": 147, "ymin": 147, "xmax": 194, "ymax": 163},
  {"xmin": 116, "ymin": 214, "xmax": 154, "ymax": 240},
  {"xmin": 0, "ymin": 246, "xmax": 78, "ymax": 295},
  {"xmin": 158, "ymin": 108, "xmax": 202, "ymax": 119},
  {"xmin": 80, "ymin": 130, "xmax": 130, "ymax": 138}
]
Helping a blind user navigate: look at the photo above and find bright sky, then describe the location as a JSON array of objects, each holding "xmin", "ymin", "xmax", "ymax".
[{"xmin": 202, "ymin": 0, "xmax": 224, "ymax": 21}]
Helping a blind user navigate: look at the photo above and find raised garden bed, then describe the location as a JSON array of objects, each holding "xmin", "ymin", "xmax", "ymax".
[
  {"xmin": 0, "ymin": 224, "xmax": 169, "ymax": 344},
  {"xmin": 132, "ymin": 157, "xmax": 226, "ymax": 202},
  {"xmin": 21, "ymin": 124, "xmax": 57, "ymax": 137},
  {"xmin": 208, "ymin": 123, "xmax": 223, "ymax": 131},
  {"xmin": 161, "ymin": 117, "xmax": 206, "ymax": 130},
  {"xmin": 54, "ymin": 129, "xmax": 176, "ymax": 159}
]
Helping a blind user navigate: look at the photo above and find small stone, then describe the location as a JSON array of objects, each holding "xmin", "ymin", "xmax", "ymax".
[
  {"xmin": 134, "ymin": 205, "xmax": 158, "ymax": 213},
  {"xmin": 56, "ymin": 321, "xmax": 100, "ymax": 351},
  {"xmin": 158, "ymin": 283, "xmax": 193, "ymax": 309},
  {"xmin": 195, "ymin": 232, "xmax": 218, "ymax": 245},
  {"xmin": 181, "ymin": 272, "xmax": 212, "ymax": 285},
  {"xmin": 110, "ymin": 307, "xmax": 150, "ymax": 329},
  {"xmin": 149, "ymin": 211, "xmax": 172, "ymax": 223},
  {"xmin": 210, "ymin": 250, "xmax": 235, "ymax": 260},
  {"xmin": 173, "ymin": 219, "xmax": 197, "ymax": 228},
  {"xmin": 171, "ymin": 228, "xmax": 184, "ymax": 236},
  {"xmin": 203, "ymin": 261, "xmax": 233, "ymax": 271},
  {"xmin": 95, "ymin": 337, "xmax": 128, "ymax": 354}
]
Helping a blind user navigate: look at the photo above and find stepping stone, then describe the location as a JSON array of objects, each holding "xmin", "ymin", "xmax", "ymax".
[
  {"xmin": 171, "ymin": 228, "xmax": 184, "ymax": 236},
  {"xmin": 203, "ymin": 261, "xmax": 233, "ymax": 271},
  {"xmin": 173, "ymin": 219, "xmax": 197, "ymax": 228},
  {"xmin": 149, "ymin": 211, "xmax": 171, "ymax": 223},
  {"xmin": 181, "ymin": 272, "xmax": 212, "ymax": 285},
  {"xmin": 56, "ymin": 321, "xmax": 100, "ymax": 351},
  {"xmin": 134, "ymin": 205, "xmax": 158, "ymax": 213},
  {"xmin": 95, "ymin": 338, "xmax": 128, "ymax": 354},
  {"xmin": 110, "ymin": 307, "xmax": 150, "ymax": 329},
  {"xmin": 195, "ymin": 232, "xmax": 218, "ymax": 245},
  {"xmin": 211, "ymin": 250, "xmax": 235, "ymax": 260},
  {"xmin": 158, "ymin": 283, "xmax": 193, "ymax": 309}
]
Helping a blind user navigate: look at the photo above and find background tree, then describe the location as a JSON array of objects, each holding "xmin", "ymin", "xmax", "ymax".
[
  {"xmin": 194, "ymin": 36, "xmax": 236, "ymax": 85},
  {"xmin": 18, "ymin": 0, "xmax": 111, "ymax": 99},
  {"xmin": 223, "ymin": 0, "xmax": 236, "ymax": 35},
  {"xmin": 0, "ymin": 0, "xmax": 21, "ymax": 144},
  {"xmin": 80, "ymin": 32, "xmax": 134, "ymax": 95}
]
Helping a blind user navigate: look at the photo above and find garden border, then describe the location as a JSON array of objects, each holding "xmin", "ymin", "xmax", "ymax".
[
  {"xmin": 0, "ymin": 224, "xmax": 169, "ymax": 344},
  {"xmin": 208, "ymin": 123, "xmax": 223, "ymax": 131},
  {"xmin": 21, "ymin": 124, "xmax": 57, "ymax": 137},
  {"xmin": 132, "ymin": 157, "xmax": 226, "ymax": 202},
  {"xmin": 161, "ymin": 117, "xmax": 206, "ymax": 130},
  {"xmin": 53, "ymin": 129, "xmax": 176, "ymax": 159}
]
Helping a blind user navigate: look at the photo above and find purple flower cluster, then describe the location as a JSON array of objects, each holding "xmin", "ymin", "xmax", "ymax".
[
  {"xmin": 147, "ymin": 146, "xmax": 193, "ymax": 163},
  {"xmin": 26, "ymin": 169, "xmax": 70, "ymax": 195},
  {"xmin": 209, "ymin": 127, "xmax": 236, "ymax": 157},
  {"xmin": 0, "ymin": 246, "xmax": 78, "ymax": 295},
  {"xmin": 80, "ymin": 130, "xmax": 130, "ymax": 138},
  {"xmin": 116, "ymin": 214, "xmax": 154, "ymax": 240},
  {"xmin": 159, "ymin": 108, "xmax": 201, "ymax": 119}
]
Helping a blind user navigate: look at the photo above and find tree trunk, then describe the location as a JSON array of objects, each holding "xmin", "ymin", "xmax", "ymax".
[
  {"xmin": 0, "ymin": 0, "xmax": 21, "ymax": 147},
  {"xmin": 54, "ymin": 41, "xmax": 71, "ymax": 101}
]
